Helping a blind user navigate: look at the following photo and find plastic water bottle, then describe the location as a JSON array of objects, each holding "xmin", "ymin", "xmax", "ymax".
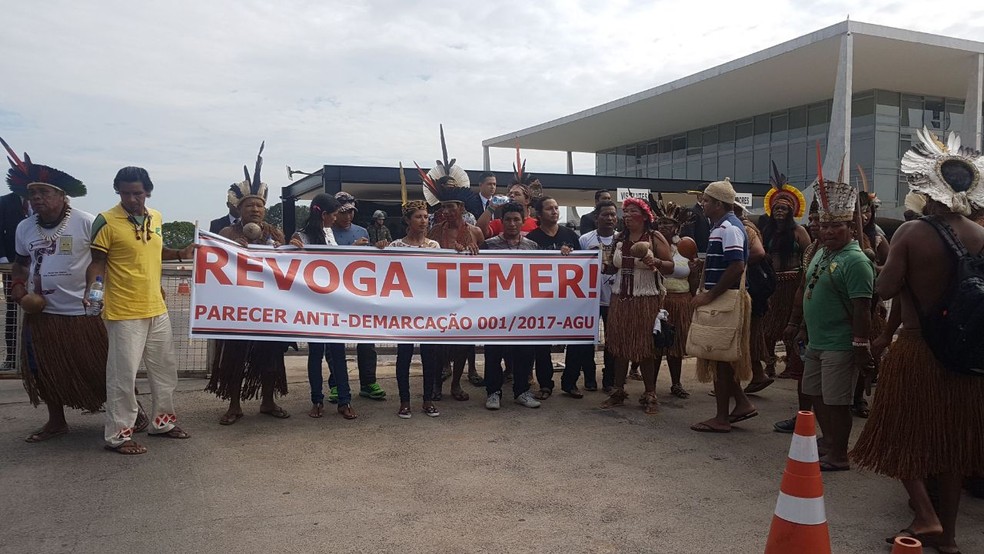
[{"xmin": 86, "ymin": 277, "xmax": 104, "ymax": 316}]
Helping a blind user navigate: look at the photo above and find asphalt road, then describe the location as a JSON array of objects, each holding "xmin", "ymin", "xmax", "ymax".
[{"xmin": 0, "ymin": 356, "xmax": 981, "ymax": 553}]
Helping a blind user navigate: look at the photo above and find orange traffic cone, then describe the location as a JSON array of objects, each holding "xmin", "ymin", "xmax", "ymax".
[
  {"xmin": 765, "ymin": 411, "xmax": 831, "ymax": 554},
  {"xmin": 891, "ymin": 536, "xmax": 923, "ymax": 553}
]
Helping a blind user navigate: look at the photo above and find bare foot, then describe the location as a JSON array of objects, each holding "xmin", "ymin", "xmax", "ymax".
[{"xmin": 25, "ymin": 424, "xmax": 69, "ymax": 443}]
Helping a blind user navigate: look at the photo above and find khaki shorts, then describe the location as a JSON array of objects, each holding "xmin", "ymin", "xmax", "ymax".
[{"xmin": 801, "ymin": 347, "xmax": 857, "ymax": 406}]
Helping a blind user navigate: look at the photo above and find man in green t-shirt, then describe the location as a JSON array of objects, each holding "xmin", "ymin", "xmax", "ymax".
[{"xmin": 800, "ymin": 178, "xmax": 874, "ymax": 472}]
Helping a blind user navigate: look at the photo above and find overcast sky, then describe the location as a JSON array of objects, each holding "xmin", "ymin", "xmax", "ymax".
[{"xmin": 2, "ymin": 1, "xmax": 982, "ymax": 222}]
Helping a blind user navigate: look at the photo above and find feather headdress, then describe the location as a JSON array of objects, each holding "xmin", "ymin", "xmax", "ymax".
[
  {"xmin": 227, "ymin": 142, "xmax": 269, "ymax": 206},
  {"xmin": 900, "ymin": 127, "xmax": 984, "ymax": 216},
  {"xmin": 764, "ymin": 161, "xmax": 806, "ymax": 218},
  {"xmin": 512, "ymin": 141, "xmax": 542, "ymax": 198},
  {"xmin": 649, "ymin": 192, "xmax": 692, "ymax": 225},
  {"xmin": 856, "ymin": 164, "xmax": 880, "ymax": 209},
  {"xmin": 812, "ymin": 142, "xmax": 857, "ymax": 223},
  {"xmin": 414, "ymin": 125, "xmax": 471, "ymax": 207},
  {"xmin": 2, "ymin": 136, "xmax": 86, "ymax": 197},
  {"xmin": 398, "ymin": 162, "xmax": 429, "ymax": 217}
]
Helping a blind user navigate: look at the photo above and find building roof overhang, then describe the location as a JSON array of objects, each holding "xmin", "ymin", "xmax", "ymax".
[{"xmin": 483, "ymin": 20, "xmax": 984, "ymax": 153}]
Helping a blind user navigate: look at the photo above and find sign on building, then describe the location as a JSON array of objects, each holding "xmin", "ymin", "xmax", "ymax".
[
  {"xmin": 616, "ymin": 188, "xmax": 650, "ymax": 202},
  {"xmin": 735, "ymin": 193, "xmax": 752, "ymax": 207}
]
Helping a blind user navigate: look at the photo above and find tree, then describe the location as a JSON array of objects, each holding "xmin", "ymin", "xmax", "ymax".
[
  {"xmin": 162, "ymin": 221, "xmax": 196, "ymax": 248},
  {"xmin": 265, "ymin": 202, "xmax": 309, "ymax": 231}
]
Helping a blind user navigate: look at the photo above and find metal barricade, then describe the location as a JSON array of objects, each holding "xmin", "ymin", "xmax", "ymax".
[{"xmin": 0, "ymin": 263, "xmax": 209, "ymax": 379}]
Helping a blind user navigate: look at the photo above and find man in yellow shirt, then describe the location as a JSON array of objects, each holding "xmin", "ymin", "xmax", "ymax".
[{"xmin": 86, "ymin": 167, "xmax": 193, "ymax": 455}]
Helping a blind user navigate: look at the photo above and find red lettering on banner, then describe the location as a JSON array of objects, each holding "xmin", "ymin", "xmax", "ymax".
[
  {"xmin": 304, "ymin": 260, "xmax": 339, "ymax": 294},
  {"xmin": 459, "ymin": 263, "xmax": 484, "ymax": 299},
  {"xmin": 195, "ymin": 246, "xmax": 231, "ymax": 285},
  {"xmin": 427, "ymin": 262, "xmax": 456, "ymax": 299},
  {"xmin": 267, "ymin": 258, "xmax": 302, "ymax": 290},
  {"xmin": 529, "ymin": 264, "xmax": 552, "ymax": 298},
  {"xmin": 488, "ymin": 264, "xmax": 523, "ymax": 298},
  {"xmin": 236, "ymin": 253, "xmax": 264, "ymax": 288},
  {"xmin": 380, "ymin": 263, "xmax": 412, "ymax": 298},
  {"xmin": 588, "ymin": 264, "xmax": 598, "ymax": 298},
  {"xmin": 222, "ymin": 306, "xmax": 234, "ymax": 320},
  {"xmin": 195, "ymin": 305, "xmax": 207, "ymax": 318},
  {"xmin": 343, "ymin": 260, "xmax": 376, "ymax": 296},
  {"xmin": 557, "ymin": 264, "xmax": 585, "ymax": 298}
]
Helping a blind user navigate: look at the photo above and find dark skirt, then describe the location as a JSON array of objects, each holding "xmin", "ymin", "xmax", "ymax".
[
  {"xmin": 607, "ymin": 294, "xmax": 662, "ymax": 362},
  {"xmin": 206, "ymin": 339, "xmax": 288, "ymax": 401},
  {"xmin": 761, "ymin": 271, "xmax": 800, "ymax": 347},
  {"xmin": 851, "ymin": 330, "xmax": 984, "ymax": 480},
  {"xmin": 20, "ymin": 313, "xmax": 107, "ymax": 411}
]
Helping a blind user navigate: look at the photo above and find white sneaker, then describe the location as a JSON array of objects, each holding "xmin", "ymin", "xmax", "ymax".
[
  {"xmin": 486, "ymin": 391, "xmax": 501, "ymax": 410},
  {"xmin": 514, "ymin": 390, "xmax": 541, "ymax": 409}
]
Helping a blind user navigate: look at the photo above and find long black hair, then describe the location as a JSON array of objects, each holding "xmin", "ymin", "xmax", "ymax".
[{"xmin": 301, "ymin": 193, "xmax": 340, "ymax": 245}]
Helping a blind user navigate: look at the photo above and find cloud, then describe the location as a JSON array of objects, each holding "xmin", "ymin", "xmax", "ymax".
[{"xmin": 1, "ymin": 0, "xmax": 982, "ymax": 220}]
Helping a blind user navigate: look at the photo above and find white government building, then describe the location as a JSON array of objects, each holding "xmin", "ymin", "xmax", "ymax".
[{"xmin": 483, "ymin": 20, "xmax": 984, "ymax": 218}]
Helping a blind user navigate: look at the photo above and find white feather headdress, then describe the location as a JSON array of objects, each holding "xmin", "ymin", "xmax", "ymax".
[{"xmin": 901, "ymin": 127, "xmax": 984, "ymax": 216}]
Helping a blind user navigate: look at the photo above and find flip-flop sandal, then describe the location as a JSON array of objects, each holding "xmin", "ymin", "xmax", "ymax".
[
  {"xmin": 397, "ymin": 406, "xmax": 412, "ymax": 419},
  {"xmin": 219, "ymin": 412, "xmax": 243, "ymax": 426},
  {"xmin": 149, "ymin": 426, "xmax": 190, "ymax": 439},
  {"xmin": 260, "ymin": 406, "xmax": 290, "ymax": 419},
  {"xmin": 562, "ymin": 388, "xmax": 584, "ymax": 399},
  {"xmin": 423, "ymin": 405, "xmax": 440, "ymax": 417},
  {"xmin": 691, "ymin": 422, "xmax": 730, "ymax": 433},
  {"xmin": 728, "ymin": 411, "xmax": 759, "ymax": 424},
  {"xmin": 24, "ymin": 428, "xmax": 68, "ymax": 443},
  {"xmin": 467, "ymin": 374, "xmax": 484, "ymax": 386},
  {"xmin": 451, "ymin": 389, "xmax": 469, "ymax": 401},
  {"xmin": 743, "ymin": 379, "xmax": 774, "ymax": 394},
  {"xmin": 308, "ymin": 403, "xmax": 324, "ymax": 418},
  {"xmin": 104, "ymin": 441, "xmax": 147, "ymax": 455},
  {"xmin": 337, "ymin": 404, "xmax": 358, "ymax": 420}
]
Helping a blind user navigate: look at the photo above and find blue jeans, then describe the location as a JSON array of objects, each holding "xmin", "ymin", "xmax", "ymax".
[
  {"xmin": 395, "ymin": 343, "xmax": 439, "ymax": 403},
  {"xmin": 308, "ymin": 342, "xmax": 351, "ymax": 405}
]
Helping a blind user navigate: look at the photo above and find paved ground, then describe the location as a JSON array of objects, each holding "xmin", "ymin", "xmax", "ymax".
[{"xmin": 0, "ymin": 355, "xmax": 982, "ymax": 554}]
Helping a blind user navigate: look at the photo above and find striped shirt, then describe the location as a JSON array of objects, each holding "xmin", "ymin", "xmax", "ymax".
[{"xmin": 704, "ymin": 213, "xmax": 748, "ymax": 290}]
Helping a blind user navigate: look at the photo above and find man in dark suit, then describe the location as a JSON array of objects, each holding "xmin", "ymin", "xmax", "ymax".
[
  {"xmin": 465, "ymin": 172, "xmax": 497, "ymax": 220},
  {"xmin": 209, "ymin": 200, "xmax": 240, "ymax": 234},
  {"xmin": 0, "ymin": 191, "xmax": 28, "ymax": 369},
  {"xmin": 579, "ymin": 189, "xmax": 613, "ymax": 234}
]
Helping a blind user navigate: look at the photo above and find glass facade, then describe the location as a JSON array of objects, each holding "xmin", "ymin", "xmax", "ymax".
[{"xmin": 596, "ymin": 89, "xmax": 982, "ymax": 213}]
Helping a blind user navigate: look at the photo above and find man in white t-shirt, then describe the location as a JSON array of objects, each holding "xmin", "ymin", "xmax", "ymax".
[
  {"xmin": 564, "ymin": 201, "xmax": 618, "ymax": 392},
  {"xmin": 5, "ymin": 143, "xmax": 110, "ymax": 443}
]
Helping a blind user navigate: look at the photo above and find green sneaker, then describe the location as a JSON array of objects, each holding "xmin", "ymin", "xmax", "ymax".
[
  {"xmin": 360, "ymin": 382, "xmax": 386, "ymax": 400},
  {"xmin": 327, "ymin": 386, "xmax": 339, "ymax": 404}
]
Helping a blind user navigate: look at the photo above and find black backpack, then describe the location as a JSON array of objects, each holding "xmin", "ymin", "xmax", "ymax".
[
  {"xmin": 746, "ymin": 256, "xmax": 777, "ymax": 317},
  {"xmin": 918, "ymin": 216, "xmax": 984, "ymax": 377}
]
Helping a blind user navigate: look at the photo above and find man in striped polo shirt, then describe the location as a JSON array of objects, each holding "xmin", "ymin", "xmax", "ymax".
[{"xmin": 691, "ymin": 179, "xmax": 756, "ymax": 433}]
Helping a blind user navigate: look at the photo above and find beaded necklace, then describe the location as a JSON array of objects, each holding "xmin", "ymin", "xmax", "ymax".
[
  {"xmin": 35, "ymin": 206, "xmax": 72, "ymax": 242},
  {"xmin": 805, "ymin": 248, "xmax": 837, "ymax": 300}
]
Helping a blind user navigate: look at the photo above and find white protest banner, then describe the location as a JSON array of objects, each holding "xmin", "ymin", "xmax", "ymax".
[
  {"xmin": 190, "ymin": 231, "xmax": 601, "ymax": 345},
  {"xmin": 615, "ymin": 188, "xmax": 650, "ymax": 202}
]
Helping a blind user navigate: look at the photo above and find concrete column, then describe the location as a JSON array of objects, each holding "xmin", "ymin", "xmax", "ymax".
[
  {"xmin": 566, "ymin": 151, "xmax": 574, "ymax": 175},
  {"xmin": 483, "ymin": 146, "xmax": 491, "ymax": 171},
  {"xmin": 961, "ymin": 53, "xmax": 983, "ymax": 151},
  {"xmin": 823, "ymin": 31, "xmax": 853, "ymax": 181}
]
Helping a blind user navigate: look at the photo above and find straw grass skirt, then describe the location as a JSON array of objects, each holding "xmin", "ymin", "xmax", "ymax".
[
  {"xmin": 659, "ymin": 292, "xmax": 692, "ymax": 359},
  {"xmin": 851, "ymin": 329, "xmax": 984, "ymax": 480},
  {"xmin": 20, "ymin": 313, "xmax": 107, "ymax": 411},
  {"xmin": 207, "ymin": 340, "xmax": 288, "ymax": 401},
  {"xmin": 607, "ymin": 294, "xmax": 662, "ymax": 362}
]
